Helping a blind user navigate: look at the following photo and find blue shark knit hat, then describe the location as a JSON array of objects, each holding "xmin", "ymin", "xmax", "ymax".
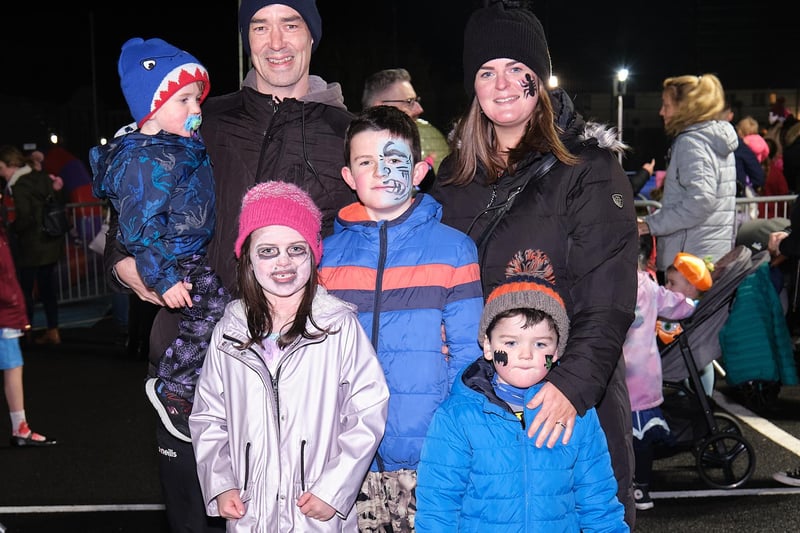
[{"xmin": 118, "ymin": 37, "xmax": 210, "ymax": 128}]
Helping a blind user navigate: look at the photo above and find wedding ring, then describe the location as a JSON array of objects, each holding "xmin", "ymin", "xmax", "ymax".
[{"xmin": 556, "ymin": 421, "xmax": 567, "ymax": 429}]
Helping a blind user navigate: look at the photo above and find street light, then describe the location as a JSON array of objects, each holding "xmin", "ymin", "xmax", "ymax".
[
  {"xmin": 548, "ymin": 74, "xmax": 559, "ymax": 89},
  {"xmin": 614, "ymin": 68, "xmax": 629, "ymax": 164}
]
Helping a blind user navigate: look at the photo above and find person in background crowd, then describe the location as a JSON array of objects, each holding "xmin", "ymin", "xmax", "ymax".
[
  {"xmin": 0, "ymin": 145, "xmax": 64, "ymax": 346},
  {"xmin": 103, "ymin": 1, "xmax": 355, "ymax": 531},
  {"xmin": 190, "ymin": 181, "xmax": 388, "ymax": 530},
  {"xmin": 782, "ymin": 120, "xmax": 800, "ymax": 193},
  {"xmin": 430, "ymin": 0, "xmax": 639, "ymax": 525},
  {"xmin": 623, "ymin": 238, "xmax": 696, "ymax": 511},
  {"xmin": 768, "ymin": 209, "xmax": 800, "ymax": 493},
  {"xmin": 318, "ymin": 105, "xmax": 483, "ymax": 531},
  {"xmin": 719, "ymin": 102, "xmax": 764, "ymax": 209},
  {"xmin": 90, "ymin": 37, "xmax": 230, "ymax": 443},
  {"xmin": 416, "ymin": 250, "xmax": 627, "ymax": 532},
  {"xmin": 361, "ymin": 67, "xmax": 450, "ymax": 191},
  {"xmin": 629, "ymin": 158, "xmax": 656, "ymax": 196},
  {"xmin": 1, "ymin": 186, "xmax": 56, "ymax": 448},
  {"xmin": 638, "ymin": 74, "xmax": 737, "ymax": 277},
  {"xmin": 737, "ymin": 116, "xmax": 770, "ymax": 166}
]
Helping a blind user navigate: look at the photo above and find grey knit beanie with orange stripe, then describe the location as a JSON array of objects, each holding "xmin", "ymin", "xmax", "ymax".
[{"xmin": 480, "ymin": 249, "xmax": 569, "ymax": 356}]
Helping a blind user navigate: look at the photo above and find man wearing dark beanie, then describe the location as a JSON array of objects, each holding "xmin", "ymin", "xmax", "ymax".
[
  {"xmin": 431, "ymin": 0, "xmax": 638, "ymax": 527},
  {"xmin": 103, "ymin": 2, "xmax": 355, "ymax": 531}
]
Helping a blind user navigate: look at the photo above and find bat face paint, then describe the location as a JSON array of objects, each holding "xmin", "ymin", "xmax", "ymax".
[
  {"xmin": 493, "ymin": 350, "xmax": 509, "ymax": 366},
  {"xmin": 521, "ymin": 74, "xmax": 537, "ymax": 98}
]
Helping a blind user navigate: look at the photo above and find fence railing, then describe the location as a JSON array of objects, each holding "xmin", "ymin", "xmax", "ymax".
[
  {"xmin": 9, "ymin": 196, "xmax": 798, "ymax": 305},
  {"xmin": 635, "ymin": 195, "xmax": 796, "ymax": 226},
  {"xmin": 7, "ymin": 200, "xmax": 110, "ymax": 304}
]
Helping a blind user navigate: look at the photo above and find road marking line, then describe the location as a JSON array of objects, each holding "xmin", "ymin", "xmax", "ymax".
[
  {"xmin": 0, "ymin": 504, "xmax": 165, "ymax": 514},
  {"xmin": 652, "ymin": 487, "xmax": 800, "ymax": 499},
  {"xmin": 713, "ymin": 391, "xmax": 800, "ymax": 456}
]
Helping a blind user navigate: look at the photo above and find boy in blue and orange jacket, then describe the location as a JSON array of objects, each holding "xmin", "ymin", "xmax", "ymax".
[{"xmin": 318, "ymin": 105, "xmax": 483, "ymax": 531}]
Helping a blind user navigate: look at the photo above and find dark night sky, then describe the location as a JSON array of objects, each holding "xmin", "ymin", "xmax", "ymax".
[{"xmin": 2, "ymin": 1, "xmax": 797, "ymax": 156}]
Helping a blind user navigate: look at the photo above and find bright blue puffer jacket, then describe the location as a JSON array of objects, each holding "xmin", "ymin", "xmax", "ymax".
[
  {"xmin": 416, "ymin": 358, "xmax": 628, "ymax": 533},
  {"xmin": 319, "ymin": 193, "xmax": 483, "ymax": 472}
]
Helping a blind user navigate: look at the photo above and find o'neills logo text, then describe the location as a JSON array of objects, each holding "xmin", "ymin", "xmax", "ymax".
[{"xmin": 158, "ymin": 446, "xmax": 178, "ymax": 458}]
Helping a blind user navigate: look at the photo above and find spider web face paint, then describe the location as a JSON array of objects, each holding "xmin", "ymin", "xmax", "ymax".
[
  {"xmin": 521, "ymin": 74, "xmax": 537, "ymax": 99},
  {"xmin": 493, "ymin": 350, "xmax": 509, "ymax": 366}
]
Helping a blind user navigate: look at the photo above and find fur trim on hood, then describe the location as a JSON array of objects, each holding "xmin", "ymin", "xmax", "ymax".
[
  {"xmin": 550, "ymin": 88, "xmax": 627, "ymax": 155},
  {"xmin": 581, "ymin": 121, "xmax": 628, "ymax": 154}
]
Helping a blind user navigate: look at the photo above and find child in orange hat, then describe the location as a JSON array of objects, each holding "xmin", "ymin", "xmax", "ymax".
[
  {"xmin": 657, "ymin": 252, "xmax": 715, "ymax": 395},
  {"xmin": 665, "ymin": 252, "xmax": 714, "ymax": 300}
]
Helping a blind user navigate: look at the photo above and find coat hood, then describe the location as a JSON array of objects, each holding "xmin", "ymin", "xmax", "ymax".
[
  {"xmin": 680, "ymin": 120, "xmax": 739, "ymax": 157},
  {"xmin": 241, "ymin": 70, "xmax": 347, "ymax": 110},
  {"xmin": 550, "ymin": 88, "xmax": 627, "ymax": 155}
]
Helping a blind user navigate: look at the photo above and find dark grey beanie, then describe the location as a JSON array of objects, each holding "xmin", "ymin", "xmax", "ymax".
[{"xmin": 463, "ymin": 1, "xmax": 552, "ymax": 99}]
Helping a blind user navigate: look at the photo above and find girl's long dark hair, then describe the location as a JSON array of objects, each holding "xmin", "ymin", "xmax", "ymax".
[{"xmin": 235, "ymin": 234, "xmax": 327, "ymax": 350}]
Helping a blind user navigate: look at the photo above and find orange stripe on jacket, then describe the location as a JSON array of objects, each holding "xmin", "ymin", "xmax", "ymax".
[{"xmin": 319, "ymin": 263, "xmax": 480, "ymax": 291}]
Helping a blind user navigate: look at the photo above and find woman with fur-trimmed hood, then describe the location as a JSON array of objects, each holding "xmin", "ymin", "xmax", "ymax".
[{"xmin": 430, "ymin": 0, "xmax": 638, "ymax": 526}]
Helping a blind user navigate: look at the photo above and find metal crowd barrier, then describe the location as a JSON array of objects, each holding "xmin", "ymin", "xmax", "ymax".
[
  {"xmin": 10, "ymin": 196, "xmax": 797, "ymax": 305},
  {"xmin": 635, "ymin": 194, "xmax": 796, "ymax": 224},
  {"xmin": 6, "ymin": 201, "xmax": 109, "ymax": 304}
]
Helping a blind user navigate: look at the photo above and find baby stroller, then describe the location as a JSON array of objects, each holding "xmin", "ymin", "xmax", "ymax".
[{"xmin": 656, "ymin": 245, "xmax": 769, "ymax": 489}]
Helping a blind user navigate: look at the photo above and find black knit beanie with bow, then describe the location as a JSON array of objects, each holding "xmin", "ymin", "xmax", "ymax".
[{"xmin": 462, "ymin": 0, "xmax": 552, "ymax": 99}]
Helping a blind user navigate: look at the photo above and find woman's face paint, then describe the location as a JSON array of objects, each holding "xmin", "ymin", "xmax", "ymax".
[
  {"xmin": 343, "ymin": 129, "xmax": 418, "ymax": 221},
  {"xmin": 521, "ymin": 74, "xmax": 537, "ymax": 98},
  {"xmin": 473, "ymin": 58, "xmax": 540, "ymax": 137}
]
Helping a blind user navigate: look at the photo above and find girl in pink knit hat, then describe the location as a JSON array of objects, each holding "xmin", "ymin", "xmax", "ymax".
[{"xmin": 189, "ymin": 181, "xmax": 389, "ymax": 531}]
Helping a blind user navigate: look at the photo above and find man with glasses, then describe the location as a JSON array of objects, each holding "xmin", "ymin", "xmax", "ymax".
[{"xmin": 362, "ymin": 68, "xmax": 450, "ymax": 191}]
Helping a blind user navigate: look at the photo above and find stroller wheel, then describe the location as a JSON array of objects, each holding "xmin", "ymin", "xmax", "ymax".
[
  {"xmin": 696, "ymin": 433, "xmax": 756, "ymax": 489},
  {"xmin": 713, "ymin": 412, "xmax": 743, "ymax": 435}
]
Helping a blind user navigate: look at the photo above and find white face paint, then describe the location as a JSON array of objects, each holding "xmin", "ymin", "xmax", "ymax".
[
  {"xmin": 342, "ymin": 129, "xmax": 417, "ymax": 221},
  {"xmin": 248, "ymin": 225, "xmax": 312, "ymax": 306}
]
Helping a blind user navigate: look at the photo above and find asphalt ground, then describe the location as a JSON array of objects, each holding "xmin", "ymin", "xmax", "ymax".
[{"xmin": 0, "ymin": 298, "xmax": 799, "ymax": 532}]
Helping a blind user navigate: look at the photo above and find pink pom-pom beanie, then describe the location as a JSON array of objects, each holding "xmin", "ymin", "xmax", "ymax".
[{"xmin": 235, "ymin": 181, "xmax": 323, "ymax": 262}]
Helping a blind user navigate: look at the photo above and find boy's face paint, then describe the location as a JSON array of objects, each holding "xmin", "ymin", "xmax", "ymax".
[
  {"xmin": 483, "ymin": 314, "xmax": 559, "ymax": 388},
  {"xmin": 342, "ymin": 129, "xmax": 419, "ymax": 221}
]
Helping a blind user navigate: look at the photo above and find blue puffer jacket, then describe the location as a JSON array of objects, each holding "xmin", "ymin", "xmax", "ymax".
[
  {"xmin": 90, "ymin": 132, "xmax": 215, "ymax": 295},
  {"xmin": 416, "ymin": 358, "xmax": 628, "ymax": 533},
  {"xmin": 319, "ymin": 193, "xmax": 483, "ymax": 472}
]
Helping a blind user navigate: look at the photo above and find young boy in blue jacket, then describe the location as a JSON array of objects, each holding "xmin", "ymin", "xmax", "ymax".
[
  {"xmin": 416, "ymin": 250, "xmax": 628, "ymax": 533},
  {"xmin": 318, "ymin": 105, "xmax": 483, "ymax": 531}
]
